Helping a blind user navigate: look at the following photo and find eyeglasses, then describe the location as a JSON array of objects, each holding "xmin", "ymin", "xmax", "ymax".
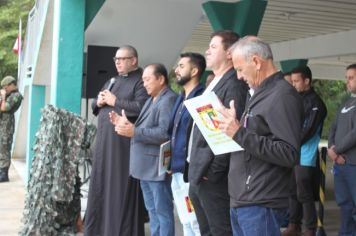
[{"xmin": 113, "ymin": 56, "xmax": 133, "ymax": 62}]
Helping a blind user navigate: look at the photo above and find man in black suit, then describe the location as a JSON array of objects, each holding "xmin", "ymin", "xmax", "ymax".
[{"xmin": 187, "ymin": 30, "xmax": 248, "ymax": 236}]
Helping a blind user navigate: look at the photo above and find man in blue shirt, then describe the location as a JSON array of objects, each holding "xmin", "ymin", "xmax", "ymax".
[{"xmin": 169, "ymin": 52, "xmax": 206, "ymax": 235}]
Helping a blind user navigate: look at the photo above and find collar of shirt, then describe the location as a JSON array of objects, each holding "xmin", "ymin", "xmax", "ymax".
[
  {"xmin": 249, "ymin": 89, "xmax": 255, "ymax": 97},
  {"xmin": 203, "ymin": 75, "xmax": 222, "ymax": 94}
]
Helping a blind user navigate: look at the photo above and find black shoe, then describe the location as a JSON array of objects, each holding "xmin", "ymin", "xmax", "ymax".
[{"xmin": 0, "ymin": 168, "xmax": 9, "ymax": 182}]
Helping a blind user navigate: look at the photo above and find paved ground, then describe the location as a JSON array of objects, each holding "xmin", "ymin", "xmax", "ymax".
[
  {"xmin": 0, "ymin": 163, "xmax": 25, "ymax": 235},
  {"xmin": 1, "ymin": 158, "xmax": 340, "ymax": 236}
]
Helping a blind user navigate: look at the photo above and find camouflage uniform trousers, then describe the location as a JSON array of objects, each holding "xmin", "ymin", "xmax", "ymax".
[
  {"xmin": 0, "ymin": 116, "xmax": 14, "ymax": 169},
  {"xmin": 0, "ymin": 91, "xmax": 23, "ymax": 169}
]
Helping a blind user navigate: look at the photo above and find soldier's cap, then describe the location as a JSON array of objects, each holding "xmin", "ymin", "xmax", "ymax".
[{"xmin": 1, "ymin": 76, "xmax": 16, "ymax": 88}]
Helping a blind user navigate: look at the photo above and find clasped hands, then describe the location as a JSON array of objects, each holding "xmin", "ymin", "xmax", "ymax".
[
  {"xmin": 97, "ymin": 90, "xmax": 116, "ymax": 107},
  {"xmin": 216, "ymin": 100, "xmax": 241, "ymax": 138},
  {"xmin": 109, "ymin": 109, "xmax": 134, "ymax": 138},
  {"xmin": 327, "ymin": 145, "xmax": 345, "ymax": 165},
  {"xmin": 106, "ymin": 99, "xmax": 240, "ymax": 140},
  {"xmin": 217, "ymin": 101, "xmax": 347, "ymax": 166}
]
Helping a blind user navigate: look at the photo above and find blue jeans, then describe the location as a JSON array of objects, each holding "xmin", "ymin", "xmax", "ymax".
[
  {"xmin": 140, "ymin": 178, "xmax": 175, "ymax": 236},
  {"xmin": 230, "ymin": 206, "xmax": 287, "ymax": 236},
  {"xmin": 333, "ymin": 164, "xmax": 356, "ymax": 236}
]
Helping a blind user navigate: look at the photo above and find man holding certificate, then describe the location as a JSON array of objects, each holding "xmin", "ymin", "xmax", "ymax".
[
  {"xmin": 218, "ymin": 36, "xmax": 303, "ymax": 236},
  {"xmin": 187, "ymin": 30, "xmax": 248, "ymax": 236},
  {"xmin": 169, "ymin": 52, "xmax": 206, "ymax": 235}
]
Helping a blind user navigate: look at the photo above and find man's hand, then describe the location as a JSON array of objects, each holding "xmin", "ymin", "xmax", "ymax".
[
  {"xmin": 115, "ymin": 110, "xmax": 135, "ymax": 137},
  {"xmin": 102, "ymin": 90, "xmax": 117, "ymax": 107},
  {"xmin": 335, "ymin": 155, "xmax": 346, "ymax": 165},
  {"xmin": 328, "ymin": 145, "xmax": 346, "ymax": 165},
  {"xmin": 217, "ymin": 100, "xmax": 241, "ymax": 138},
  {"xmin": 327, "ymin": 145, "xmax": 338, "ymax": 161},
  {"xmin": 109, "ymin": 110, "xmax": 121, "ymax": 125},
  {"xmin": 96, "ymin": 91, "xmax": 106, "ymax": 107},
  {"xmin": 0, "ymin": 89, "xmax": 6, "ymax": 98}
]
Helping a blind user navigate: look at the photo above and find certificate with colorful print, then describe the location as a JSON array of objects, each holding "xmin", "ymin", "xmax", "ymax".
[
  {"xmin": 184, "ymin": 91, "xmax": 243, "ymax": 155},
  {"xmin": 158, "ymin": 140, "xmax": 171, "ymax": 176}
]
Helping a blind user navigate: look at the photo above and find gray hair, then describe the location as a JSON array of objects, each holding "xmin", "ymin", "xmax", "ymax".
[
  {"xmin": 119, "ymin": 45, "xmax": 138, "ymax": 58},
  {"xmin": 119, "ymin": 45, "xmax": 138, "ymax": 66},
  {"xmin": 230, "ymin": 36, "xmax": 273, "ymax": 61}
]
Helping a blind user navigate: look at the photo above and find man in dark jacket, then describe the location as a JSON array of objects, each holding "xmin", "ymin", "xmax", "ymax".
[
  {"xmin": 169, "ymin": 52, "xmax": 206, "ymax": 235},
  {"xmin": 218, "ymin": 36, "xmax": 303, "ymax": 236},
  {"xmin": 188, "ymin": 30, "xmax": 248, "ymax": 236},
  {"xmin": 85, "ymin": 45, "xmax": 148, "ymax": 236},
  {"xmin": 328, "ymin": 63, "xmax": 356, "ymax": 236},
  {"xmin": 283, "ymin": 66, "xmax": 327, "ymax": 236}
]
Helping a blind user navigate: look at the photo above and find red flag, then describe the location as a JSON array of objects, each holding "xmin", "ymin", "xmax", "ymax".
[{"xmin": 12, "ymin": 34, "xmax": 20, "ymax": 54}]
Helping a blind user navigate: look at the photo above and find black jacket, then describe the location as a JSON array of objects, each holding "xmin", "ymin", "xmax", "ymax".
[
  {"xmin": 188, "ymin": 67, "xmax": 248, "ymax": 185},
  {"xmin": 300, "ymin": 87, "xmax": 327, "ymax": 144},
  {"xmin": 229, "ymin": 71, "xmax": 303, "ymax": 209}
]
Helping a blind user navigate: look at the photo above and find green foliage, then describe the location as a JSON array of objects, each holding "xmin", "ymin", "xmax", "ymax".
[
  {"xmin": 313, "ymin": 79, "xmax": 348, "ymax": 139},
  {"xmin": 0, "ymin": 0, "xmax": 34, "ymax": 80},
  {"xmin": 168, "ymin": 69, "xmax": 182, "ymax": 94}
]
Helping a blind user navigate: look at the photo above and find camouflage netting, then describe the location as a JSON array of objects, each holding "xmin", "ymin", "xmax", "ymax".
[{"xmin": 20, "ymin": 105, "xmax": 96, "ymax": 236}]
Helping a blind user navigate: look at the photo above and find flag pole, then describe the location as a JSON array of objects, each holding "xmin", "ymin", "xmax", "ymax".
[{"xmin": 17, "ymin": 18, "xmax": 22, "ymax": 80}]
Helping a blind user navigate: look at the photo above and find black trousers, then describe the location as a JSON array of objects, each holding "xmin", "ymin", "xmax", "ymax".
[
  {"xmin": 189, "ymin": 177, "xmax": 232, "ymax": 236},
  {"xmin": 289, "ymin": 165, "xmax": 318, "ymax": 229}
]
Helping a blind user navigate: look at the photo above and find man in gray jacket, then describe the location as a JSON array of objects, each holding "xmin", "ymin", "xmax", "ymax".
[
  {"xmin": 113, "ymin": 63, "xmax": 177, "ymax": 236},
  {"xmin": 328, "ymin": 63, "xmax": 356, "ymax": 236},
  {"xmin": 218, "ymin": 36, "xmax": 303, "ymax": 236}
]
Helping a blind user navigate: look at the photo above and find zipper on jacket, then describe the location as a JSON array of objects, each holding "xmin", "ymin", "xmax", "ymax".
[{"xmin": 246, "ymin": 175, "xmax": 251, "ymax": 190}]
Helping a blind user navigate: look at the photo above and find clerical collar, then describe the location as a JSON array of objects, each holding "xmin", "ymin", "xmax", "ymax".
[{"xmin": 119, "ymin": 67, "xmax": 139, "ymax": 77}]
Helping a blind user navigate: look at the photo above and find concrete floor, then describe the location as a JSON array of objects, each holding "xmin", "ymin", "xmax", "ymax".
[
  {"xmin": 0, "ymin": 162, "xmax": 25, "ymax": 235},
  {"xmin": 0, "ymin": 158, "xmax": 341, "ymax": 236},
  {"xmin": 0, "ymin": 160, "xmax": 184, "ymax": 236}
]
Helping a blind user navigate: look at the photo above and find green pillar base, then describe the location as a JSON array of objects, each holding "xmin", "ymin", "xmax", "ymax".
[
  {"xmin": 85, "ymin": 0, "xmax": 106, "ymax": 29},
  {"xmin": 203, "ymin": 0, "xmax": 267, "ymax": 36},
  {"xmin": 280, "ymin": 59, "xmax": 308, "ymax": 74}
]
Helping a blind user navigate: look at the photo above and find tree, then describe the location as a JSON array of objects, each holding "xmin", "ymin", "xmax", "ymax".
[
  {"xmin": 0, "ymin": 0, "xmax": 34, "ymax": 80},
  {"xmin": 313, "ymin": 79, "xmax": 347, "ymax": 139}
]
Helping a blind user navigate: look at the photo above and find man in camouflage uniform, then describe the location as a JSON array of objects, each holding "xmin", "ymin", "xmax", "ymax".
[{"xmin": 0, "ymin": 76, "xmax": 23, "ymax": 182}]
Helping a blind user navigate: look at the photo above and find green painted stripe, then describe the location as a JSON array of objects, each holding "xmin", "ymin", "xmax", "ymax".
[
  {"xmin": 203, "ymin": 0, "xmax": 267, "ymax": 36},
  {"xmin": 51, "ymin": 0, "xmax": 85, "ymax": 113},
  {"xmin": 26, "ymin": 85, "xmax": 45, "ymax": 182},
  {"xmin": 280, "ymin": 59, "xmax": 309, "ymax": 74},
  {"xmin": 85, "ymin": 0, "xmax": 106, "ymax": 29}
]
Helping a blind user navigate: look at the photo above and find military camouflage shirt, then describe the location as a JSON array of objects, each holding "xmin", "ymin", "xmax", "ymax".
[{"xmin": 0, "ymin": 90, "xmax": 23, "ymax": 136}]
